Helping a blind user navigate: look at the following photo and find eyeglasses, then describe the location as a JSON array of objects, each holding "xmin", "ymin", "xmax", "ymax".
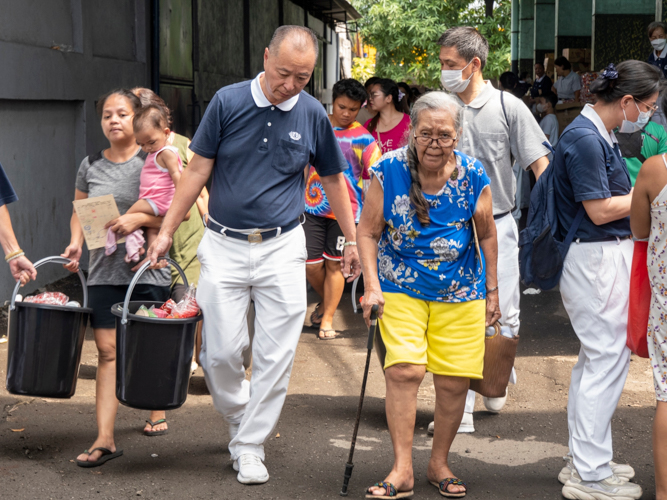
[
  {"xmin": 635, "ymin": 98, "xmax": 659, "ymax": 115},
  {"xmin": 414, "ymin": 133, "xmax": 457, "ymax": 148}
]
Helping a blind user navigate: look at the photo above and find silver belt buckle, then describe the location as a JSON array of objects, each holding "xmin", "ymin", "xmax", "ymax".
[{"xmin": 248, "ymin": 230, "xmax": 262, "ymax": 243}]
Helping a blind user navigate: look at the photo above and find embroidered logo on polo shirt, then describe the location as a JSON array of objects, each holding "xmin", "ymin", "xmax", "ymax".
[{"xmin": 289, "ymin": 131, "xmax": 301, "ymax": 141}]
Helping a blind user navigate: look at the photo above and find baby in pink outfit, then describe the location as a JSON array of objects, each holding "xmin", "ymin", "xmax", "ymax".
[{"xmin": 106, "ymin": 104, "xmax": 183, "ymax": 262}]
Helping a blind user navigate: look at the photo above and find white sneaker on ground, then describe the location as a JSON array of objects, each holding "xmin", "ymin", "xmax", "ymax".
[
  {"xmin": 483, "ymin": 389, "xmax": 508, "ymax": 413},
  {"xmin": 558, "ymin": 456, "xmax": 634, "ymax": 485},
  {"xmin": 235, "ymin": 453, "xmax": 269, "ymax": 484},
  {"xmin": 562, "ymin": 471, "xmax": 642, "ymax": 500},
  {"xmin": 191, "ymin": 361, "xmax": 199, "ymax": 374},
  {"xmin": 427, "ymin": 412, "xmax": 475, "ymax": 436}
]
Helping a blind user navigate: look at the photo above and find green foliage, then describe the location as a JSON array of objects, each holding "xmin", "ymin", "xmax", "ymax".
[
  {"xmin": 351, "ymin": 0, "xmax": 511, "ymax": 87},
  {"xmin": 351, "ymin": 56, "xmax": 376, "ymax": 83}
]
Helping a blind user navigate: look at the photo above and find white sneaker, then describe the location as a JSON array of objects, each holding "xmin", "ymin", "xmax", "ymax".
[
  {"xmin": 235, "ymin": 454, "xmax": 269, "ymax": 484},
  {"xmin": 427, "ymin": 412, "xmax": 475, "ymax": 436},
  {"xmin": 483, "ymin": 389, "xmax": 508, "ymax": 413},
  {"xmin": 558, "ymin": 456, "xmax": 635, "ymax": 485},
  {"xmin": 191, "ymin": 361, "xmax": 199, "ymax": 374},
  {"xmin": 458, "ymin": 412, "xmax": 475, "ymax": 433},
  {"xmin": 562, "ymin": 471, "xmax": 642, "ymax": 500}
]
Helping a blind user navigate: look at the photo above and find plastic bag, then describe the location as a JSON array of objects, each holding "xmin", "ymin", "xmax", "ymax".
[
  {"xmin": 167, "ymin": 285, "xmax": 200, "ymax": 319},
  {"xmin": 135, "ymin": 305, "xmax": 151, "ymax": 317},
  {"xmin": 627, "ymin": 240, "xmax": 650, "ymax": 358},
  {"xmin": 160, "ymin": 299, "xmax": 177, "ymax": 314},
  {"xmin": 148, "ymin": 305, "xmax": 168, "ymax": 318},
  {"xmin": 24, "ymin": 292, "xmax": 69, "ymax": 305}
]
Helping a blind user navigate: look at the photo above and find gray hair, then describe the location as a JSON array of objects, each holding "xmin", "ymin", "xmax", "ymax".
[
  {"xmin": 406, "ymin": 91, "xmax": 463, "ymax": 226},
  {"xmin": 437, "ymin": 26, "xmax": 489, "ymax": 70},
  {"xmin": 269, "ymin": 25, "xmax": 319, "ymax": 58},
  {"xmin": 648, "ymin": 21, "xmax": 667, "ymax": 38}
]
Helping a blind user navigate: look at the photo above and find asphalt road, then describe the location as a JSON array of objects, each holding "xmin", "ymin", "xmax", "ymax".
[{"xmin": 0, "ymin": 279, "xmax": 657, "ymax": 499}]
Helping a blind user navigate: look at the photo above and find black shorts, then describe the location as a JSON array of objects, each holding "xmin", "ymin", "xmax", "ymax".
[
  {"xmin": 88, "ymin": 284, "xmax": 171, "ymax": 329},
  {"xmin": 303, "ymin": 213, "xmax": 345, "ymax": 264}
]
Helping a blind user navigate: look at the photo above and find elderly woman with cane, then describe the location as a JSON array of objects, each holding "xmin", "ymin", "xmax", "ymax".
[{"xmin": 358, "ymin": 91, "xmax": 500, "ymax": 499}]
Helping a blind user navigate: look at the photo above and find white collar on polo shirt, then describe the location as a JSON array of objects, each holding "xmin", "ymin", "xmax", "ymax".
[
  {"xmin": 251, "ymin": 72, "xmax": 300, "ymax": 111},
  {"xmin": 581, "ymin": 104, "xmax": 618, "ymax": 148},
  {"xmin": 655, "ymin": 45, "xmax": 667, "ymax": 60}
]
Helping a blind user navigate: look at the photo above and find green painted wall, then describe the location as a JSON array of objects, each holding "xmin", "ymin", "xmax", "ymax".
[
  {"xmin": 556, "ymin": 0, "xmax": 592, "ymax": 36},
  {"xmin": 519, "ymin": 0, "xmax": 535, "ymax": 61},
  {"xmin": 594, "ymin": 0, "xmax": 654, "ymax": 15},
  {"xmin": 555, "ymin": 0, "xmax": 592, "ymax": 56},
  {"xmin": 534, "ymin": 0, "xmax": 555, "ymax": 49}
]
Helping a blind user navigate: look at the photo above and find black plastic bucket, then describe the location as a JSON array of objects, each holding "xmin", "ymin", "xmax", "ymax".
[
  {"xmin": 112, "ymin": 257, "xmax": 202, "ymax": 411},
  {"xmin": 6, "ymin": 256, "xmax": 92, "ymax": 398}
]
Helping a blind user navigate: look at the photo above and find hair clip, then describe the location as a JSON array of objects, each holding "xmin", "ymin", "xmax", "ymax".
[
  {"xmin": 600, "ymin": 63, "xmax": 618, "ymax": 80},
  {"xmin": 398, "ymin": 90, "xmax": 405, "ymax": 102}
]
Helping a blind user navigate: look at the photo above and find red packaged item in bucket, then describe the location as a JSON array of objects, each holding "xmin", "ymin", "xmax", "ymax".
[
  {"xmin": 160, "ymin": 299, "xmax": 177, "ymax": 314},
  {"xmin": 24, "ymin": 292, "xmax": 69, "ymax": 305},
  {"xmin": 167, "ymin": 285, "xmax": 200, "ymax": 319}
]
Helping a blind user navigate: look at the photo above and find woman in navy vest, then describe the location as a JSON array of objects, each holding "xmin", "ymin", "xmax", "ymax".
[{"xmin": 553, "ymin": 61, "xmax": 660, "ymax": 500}]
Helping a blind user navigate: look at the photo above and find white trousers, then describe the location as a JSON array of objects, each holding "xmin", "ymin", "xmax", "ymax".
[
  {"xmin": 466, "ymin": 213, "xmax": 520, "ymax": 411},
  {"xmin": 559, "ymin": 239, "xmax": 633, "ymax": 481},
  {"xmin": 196, "ymin": 226, "xmax": 308, "ymax": 461}
]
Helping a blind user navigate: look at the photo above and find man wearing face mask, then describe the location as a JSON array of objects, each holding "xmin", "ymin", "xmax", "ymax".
[
  {"xmin": 428, "ymin": 26, "xmax": 550, "ymax": 435},
  {"xmin": 648, "ymin": 21, "xmax": 667, "ymax": 78}
]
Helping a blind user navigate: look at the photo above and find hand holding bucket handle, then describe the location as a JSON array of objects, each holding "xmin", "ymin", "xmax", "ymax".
[
  {"xmin": 9, "ymin": 256, "xmax": 89, "ymax": 311},
  {"xmin": 121, "ymin": 256, "xmax": 188, "ymax": 325}
]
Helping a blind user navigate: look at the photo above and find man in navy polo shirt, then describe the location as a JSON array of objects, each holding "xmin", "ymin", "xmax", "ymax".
[{"xmin": 148, "ymin": 26, "xmax": 360, "ymax": 485}]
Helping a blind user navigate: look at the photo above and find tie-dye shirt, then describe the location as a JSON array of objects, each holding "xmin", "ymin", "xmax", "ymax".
[{"xmin": 305, "ymin": 121, "xmax": 381, "ymax": 222}]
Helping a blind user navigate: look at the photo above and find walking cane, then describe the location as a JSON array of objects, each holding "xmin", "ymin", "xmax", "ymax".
[{"xmin": 340, "ymin": 303, "xmax": 379, "ymax": 496}]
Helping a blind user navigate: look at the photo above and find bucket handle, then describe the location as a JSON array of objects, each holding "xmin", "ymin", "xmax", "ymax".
[
  {"xmin": 121, "ymin": 256, "xmax": 188, "ymax": 325},
  {"xmin": 9, "ymin": 256, "xmax": 89, "ymax": 311}
]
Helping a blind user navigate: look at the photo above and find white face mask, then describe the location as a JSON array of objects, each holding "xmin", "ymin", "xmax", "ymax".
[
  {"xmin": 441, "ymin": 60, "xmax": 474, "ymax": 94},
  {"xmin": 619, "ymin": 100, "xmax": 651, "ymax": 133},
  {"xmin": 536, "ymin": 103, "xmax": 546, "ymax": 113},
  {"xmin": 652, "ymin": 38, "xmax": 667, "ymax": 52}
]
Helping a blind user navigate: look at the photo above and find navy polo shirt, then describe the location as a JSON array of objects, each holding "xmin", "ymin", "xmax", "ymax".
[
  {"xmin": 0, "ymin": 162, "xmax": 18, "ymax": 208},
  {"xmin": 648, "ymin": 50, "xmax": 667, "ymax": 79},
  {"xmin": 190, "ymin": 73, "xmax": 347, "ymax": 229},
  {"xmin": 554, "ymin": 112, "xmax": 632, "ymax": 241}
]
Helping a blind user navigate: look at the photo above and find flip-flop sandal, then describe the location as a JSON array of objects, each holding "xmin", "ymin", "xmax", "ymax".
[
  {"xmin": 76, "ymin": 447, "xmax": 123, "ymax": 468},
  {"xmin": 365, "ymin": 481, "xmax": 413, "ymax": 499},
  {"xmin": 144, "ymin": 418, "xmax": 169, "ymax": 436},
  {"xmin": 310, "ymin": 303, "xmax": 323, "ymax": 327},
  {"xmin": 429, "ymin": 478, "xmax": 467, "ymax": 498},
  {"xmin": 318, "ymin": 329, "xmax": 339, "ymax": 340}
]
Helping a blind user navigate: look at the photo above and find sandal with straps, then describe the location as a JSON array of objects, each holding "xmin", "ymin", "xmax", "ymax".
[
  {"xmin": 429, "ymin": 478, "xmax": 467, "ymax": 498},
  {"xmin": 310, "ymin": 303, "xmax": 323, "ymax": 327},
  {"xmin": 365, "ymin": 481, "xmax": 414, "ymax": 499},
  {"xmin": 75, "ymin": 447, "xmax": 123, "ymax": 468},
  {"xmin": 144, "ymin": 418, "xmax": 169, "ymax": 436}
]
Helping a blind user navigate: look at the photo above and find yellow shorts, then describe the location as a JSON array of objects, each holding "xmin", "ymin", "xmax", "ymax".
[{"xmin": 379, "ymin": 292, "xmax": 485, "ymax": 378}]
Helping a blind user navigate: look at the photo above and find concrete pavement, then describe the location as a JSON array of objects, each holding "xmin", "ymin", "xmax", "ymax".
[{"xmin": 0, "ymin": 281, "xmax": 657, "ymax": 499}]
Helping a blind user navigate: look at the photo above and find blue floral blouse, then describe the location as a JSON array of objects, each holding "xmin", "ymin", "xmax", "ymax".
[{"xmin": 370, "ymin": 147, "xmax": 490, "ymax": 302}]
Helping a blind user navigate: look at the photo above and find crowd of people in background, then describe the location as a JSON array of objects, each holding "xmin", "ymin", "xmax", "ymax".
[{"xmin": 4, "ymin": 20, "xmax": 667, "ymax": 500}]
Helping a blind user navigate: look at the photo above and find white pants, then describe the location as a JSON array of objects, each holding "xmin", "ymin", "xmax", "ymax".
[
  {"xmin": 559, "ymin": 239, "xmax": 633, "ymax": 481},
  {"xmin": 197, "ymin": 226, "xmax": 308, "ymax": 461},
  {"xmin": 466, "ymin": 213, "xmax": 520, "ymax": 410}
]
